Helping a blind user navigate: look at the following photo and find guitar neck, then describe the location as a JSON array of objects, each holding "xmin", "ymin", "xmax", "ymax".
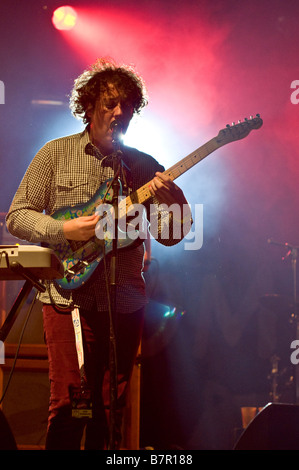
[
  {"xmin": 119, "ymin": 111, "xmax": 264, "ymax": 216},
  {"xmin": 120, "ymin": 136, "xmax": 221, "ymax": 215},
  {"xmin": 162, "ymin": 136, "xmax": 220, "ymax": 182}
]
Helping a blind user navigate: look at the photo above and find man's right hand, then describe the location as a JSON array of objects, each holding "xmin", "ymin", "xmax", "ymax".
[{"xmin": 63, "ymin": 214, "xmax": 100, "ymax": 241}]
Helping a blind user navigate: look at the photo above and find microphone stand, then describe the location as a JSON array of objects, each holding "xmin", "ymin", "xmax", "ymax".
[
  {"xmin": 108, "ymin": 121, "xmax": 123, "ymax": 450},
  {"xmin": 268, "ymin": 239, "xmax": 299, "ymax": 403}
]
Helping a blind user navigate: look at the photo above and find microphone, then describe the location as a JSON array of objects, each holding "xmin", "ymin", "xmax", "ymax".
[
  {"xmin": 111, "ymin": 118, "xmax": 124, "ymax": 150},
  {"xmin": 110, "ymin": 117, "xmax": 124, "ymax": 131}
]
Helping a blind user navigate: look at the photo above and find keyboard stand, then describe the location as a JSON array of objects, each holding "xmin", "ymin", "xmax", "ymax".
[{"xmin": 0, "ymin": 262, "xmax": 46, "ymax": 343}]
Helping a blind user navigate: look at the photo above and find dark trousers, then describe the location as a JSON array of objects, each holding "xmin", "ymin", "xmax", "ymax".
[{"xmin": 42, "ymin": 304, "xmax": 145, "ymax": 450}]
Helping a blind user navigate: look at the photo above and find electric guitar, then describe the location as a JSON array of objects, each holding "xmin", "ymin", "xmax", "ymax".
[{"xmin": 46, "ymin": 115, "xmax": 263, "ymax": 290}]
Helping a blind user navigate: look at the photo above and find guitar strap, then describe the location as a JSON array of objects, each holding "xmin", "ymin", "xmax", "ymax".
[
  {"xmin": 70, "ymin": 307, "xmax": 92, "ymax": 418},
  {"xmin": 71, "ymin": 307, "xmax": 85, "ymax": 377}
]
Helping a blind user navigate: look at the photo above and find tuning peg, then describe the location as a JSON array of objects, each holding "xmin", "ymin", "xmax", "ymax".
[
  {"xmin": 226, "ymin": 124, "xmax": 230, "ymax": 128},
  {"xmin": 256, "ymin": 113, "xmax": 260, "ymax": 117},
  {"xmin": 244, "ymin": 117, "xmax": 248, "ymax": 121},
  {"xmin": 250, "ymin": 115, "xmax": 253, "ymax": 119},
  {"xmin": 238, "ymin": 120, "xmax": 241, "ymax": 123},
  {"xmin": 232, "ymin": 122, "xmax": 235, "ymax": 126}
]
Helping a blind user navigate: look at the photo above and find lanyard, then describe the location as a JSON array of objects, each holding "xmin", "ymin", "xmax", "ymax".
[
  {"xmin": 71, "ymin": 307, "xmax": 92, "ymax": 418},
  {"xmin": 71, "ymin": 307, "xmax": 85, "ymax": 376}
]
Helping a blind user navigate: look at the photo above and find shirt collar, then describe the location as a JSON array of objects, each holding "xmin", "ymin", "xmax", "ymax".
[
  {"xmin": 80, "ymin": 128, "xmax": 104, "ymax": 160},
  {"xmin": 81, "ymin": 126, "xmax": 129, "ymax": 165}
]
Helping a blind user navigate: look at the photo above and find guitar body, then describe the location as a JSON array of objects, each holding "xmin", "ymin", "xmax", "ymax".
[{"xmin": 46, "ymin": 178, "xmax": 139, "ymax": 290}]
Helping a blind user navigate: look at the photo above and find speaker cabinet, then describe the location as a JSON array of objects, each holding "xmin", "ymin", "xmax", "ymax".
[
  {"xmin": 1, "ymin": 363, "xmax": 49, "ymax": 449},
  {"xmin": 234, "ymin": 403, "xmax": 299, "ymax": 450},
  {"xmin": 0, "ymin": 409, "xmax": 17, "ymax": 450}
]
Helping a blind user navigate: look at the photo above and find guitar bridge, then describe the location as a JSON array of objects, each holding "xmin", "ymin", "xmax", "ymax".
[{"xmin": 65, "ymin": 260, "xmax": 89, "ymax": 282}]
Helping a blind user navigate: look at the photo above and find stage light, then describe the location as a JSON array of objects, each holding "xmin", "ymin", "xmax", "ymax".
[
  {"xmin": 163, "ymin": 306, "xmax": 186, "ymax": 318},
  {"xmin": 52, "ymin": 6, "xmax": 77, "ymax": 31},
  {"xmin": 163, "ymin": 307, "xmax": 176, "ymax": 318}
]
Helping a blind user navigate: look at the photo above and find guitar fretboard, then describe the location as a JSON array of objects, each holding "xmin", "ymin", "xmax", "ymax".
[
  {"xmin": 119, "ymin": 137, "xmax": 219, "ymax": 217},
  {"xmin": 162, "ymin": 137, "xmax": 219, "ymax": 182}
]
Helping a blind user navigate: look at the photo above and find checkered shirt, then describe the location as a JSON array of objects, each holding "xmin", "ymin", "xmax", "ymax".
[{"xmin": 6, "ymin": 129, "xmax": 183, "ymax": 312}]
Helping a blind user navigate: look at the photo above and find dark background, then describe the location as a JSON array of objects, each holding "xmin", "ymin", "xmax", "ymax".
[{"xmin": 1, "ymin": 0, "xmax": 299, "ymax": 449}]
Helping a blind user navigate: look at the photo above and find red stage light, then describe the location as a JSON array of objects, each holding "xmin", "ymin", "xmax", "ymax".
[{"xmin": 52, "ymin": 6, "xmax": 77, "ymax": 31}]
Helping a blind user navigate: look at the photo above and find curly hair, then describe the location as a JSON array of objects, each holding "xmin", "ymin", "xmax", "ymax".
[{"xmin": 69, "ymin": 57, "xmax": 148, "ymax": 124}]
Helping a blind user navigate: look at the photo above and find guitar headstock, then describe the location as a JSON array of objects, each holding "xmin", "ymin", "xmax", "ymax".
[{"xmin": 216, "ymin": 114, "xmax": 263, "ymax": 145}]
